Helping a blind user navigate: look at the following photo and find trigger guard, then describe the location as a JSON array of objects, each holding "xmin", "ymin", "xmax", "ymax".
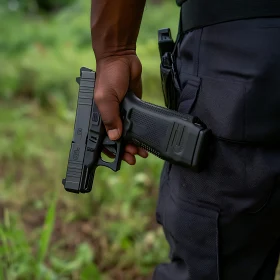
[
  {"xmin": 97, "ymin": 157, "xmax": 118, "ymax": 172},
  {"xmin": 97, "ymin": 140, "xmax": 124, "ymax": 172}
]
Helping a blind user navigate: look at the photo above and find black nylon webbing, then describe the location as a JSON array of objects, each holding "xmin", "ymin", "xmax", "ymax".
[{"xmin": 180, "ymin": 0, "xmax": 280, "ymax": 33}]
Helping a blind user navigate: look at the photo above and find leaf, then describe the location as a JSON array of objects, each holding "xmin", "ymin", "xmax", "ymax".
[
  {"xmin": 50, "ymin": 243, "xmax": 94, "ymax": 274},
  {"xmin": 36, "ymin": 194, "xmax": 58, "ymax": 279},
  {"xmin": 80, "ymin": 264, "xmax": 102, "ymax": 280}
]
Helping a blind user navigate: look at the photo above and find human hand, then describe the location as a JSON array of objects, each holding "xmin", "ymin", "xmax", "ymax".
[{"xmin": 94, "ymin": 53, "xmax": 148, "ymax": 165}]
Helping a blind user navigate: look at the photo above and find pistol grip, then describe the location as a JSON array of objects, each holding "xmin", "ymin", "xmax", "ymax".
[{"xmin": 121, "ymin": 91, "xmax": 211, "ymax": 171}]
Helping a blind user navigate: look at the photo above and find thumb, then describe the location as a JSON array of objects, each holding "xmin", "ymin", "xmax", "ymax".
[{"xmin": 94, "ymin": 87, "xmax": 123, "ymax": 141}]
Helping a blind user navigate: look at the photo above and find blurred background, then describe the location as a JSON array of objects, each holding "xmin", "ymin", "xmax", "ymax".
[
  {"xmin": 1, "ymin": 1, "xmax": 280, "ymax": 280},
  {"xmin": 0, "ymin": 0, "xmax": 179, "ymax": 279}
]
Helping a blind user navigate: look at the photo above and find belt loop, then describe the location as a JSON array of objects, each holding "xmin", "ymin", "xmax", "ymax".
[
  {"xmin": 177, "ymin": 8, "xmax": 183, "ymax": 42},
  {"xmin": 172, "ymin": 8, "xmax": 183, "ymax": 60},
  {"xmin": 193, "ymin": 29, "xmax": 203, "ymax": 76},
  {"xmin": 178, "ymin": 5, "xmax": 203, "ymax": 76},
  {"xmin": 171, "ymin": 8, "xmax": 184, "ymax": 79}
]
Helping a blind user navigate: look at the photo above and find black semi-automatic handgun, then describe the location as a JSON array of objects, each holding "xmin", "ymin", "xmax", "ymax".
[{"xmin": 62, "ymin": 67, "xmax": 211, "ymax": 194}]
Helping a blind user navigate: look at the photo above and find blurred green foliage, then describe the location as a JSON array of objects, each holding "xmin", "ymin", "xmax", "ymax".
[
  {"xmin": 0, "ymin": 102, "xmax": 169, "ymax": 279},
  {"xmin": 0, "ymin": 0, "xmax": 179, "ymax": 110},
  {"xmin": 0, "ymin": 0, "xmax": 179, "ymax": 279}
]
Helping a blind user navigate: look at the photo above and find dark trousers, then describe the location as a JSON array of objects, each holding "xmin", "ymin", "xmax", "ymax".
[{"xmin": 153, "ymin": 18, "xmax": 280, "ymax": 280}]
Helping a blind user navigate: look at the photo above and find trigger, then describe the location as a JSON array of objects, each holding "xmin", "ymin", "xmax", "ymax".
[
  {"xmin": 102, "ymin": 136, "xmax": 117, "ymax": 155},
  {"xmin": 103, "ymin": 136, "xmax": 115, "ymax": 146}
]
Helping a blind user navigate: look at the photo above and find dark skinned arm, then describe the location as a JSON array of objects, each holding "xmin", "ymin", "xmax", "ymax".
[{"xmin": 91, "ymin": 0, "xmax": 148, "ymax": 165}]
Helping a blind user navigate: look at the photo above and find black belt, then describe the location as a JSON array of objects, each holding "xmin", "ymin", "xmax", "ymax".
[{"xmin": 180, "ymin": 0, "xmax": 280, "ymax": 33}]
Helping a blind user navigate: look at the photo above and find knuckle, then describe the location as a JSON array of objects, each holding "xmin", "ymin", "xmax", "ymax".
[
  {"xmin": 102, "ymin": 118, "xmax": 115, "ymax": 127},
  {"xmin": 100, "ymin": 112, "xmax": 118, "ymax": 129},
  {"xmin": 94, "ymin": 93, "xmax": 103, "ymax": 105}
]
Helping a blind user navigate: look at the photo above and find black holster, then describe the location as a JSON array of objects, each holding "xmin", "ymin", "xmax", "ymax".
[{"xmin": 158, "ymin": 28, "xmax": 181, "ymax": 111}]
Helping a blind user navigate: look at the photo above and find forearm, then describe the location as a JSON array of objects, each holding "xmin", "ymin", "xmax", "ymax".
[{"xmin": 91, "ymin": 0, "xmax": 146, "ymax": 60}]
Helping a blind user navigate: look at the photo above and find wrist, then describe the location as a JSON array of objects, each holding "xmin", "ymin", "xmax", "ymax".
[
  {"xmin": 92, "ymin": 44, "xmax": 137, "ymax": 62},
  {"xmin": 91, "ymin": 25, "xmax": 137, "ymax": 61}
]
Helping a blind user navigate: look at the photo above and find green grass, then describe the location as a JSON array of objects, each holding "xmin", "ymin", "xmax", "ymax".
[{"xmin": 0, "ymin": 101, "xmax": 169, "ymax": 279}]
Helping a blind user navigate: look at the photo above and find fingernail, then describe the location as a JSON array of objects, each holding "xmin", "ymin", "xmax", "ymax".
[
  {"xmin": 108, "ymin": 129, "xmax": 120, "ymax": 140},
  {"xmin": 139, "ymin": 148, "xmax": 149, "ymax": 158},
  {"xmin": 142, "ymin": 151, "xmax": 149, "ymax": 158}
]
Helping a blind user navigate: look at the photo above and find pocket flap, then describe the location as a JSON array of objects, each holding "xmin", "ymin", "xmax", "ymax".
[{"xmin": 178, "ymin": 74, "xmax": 201, "ymax": 114}]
